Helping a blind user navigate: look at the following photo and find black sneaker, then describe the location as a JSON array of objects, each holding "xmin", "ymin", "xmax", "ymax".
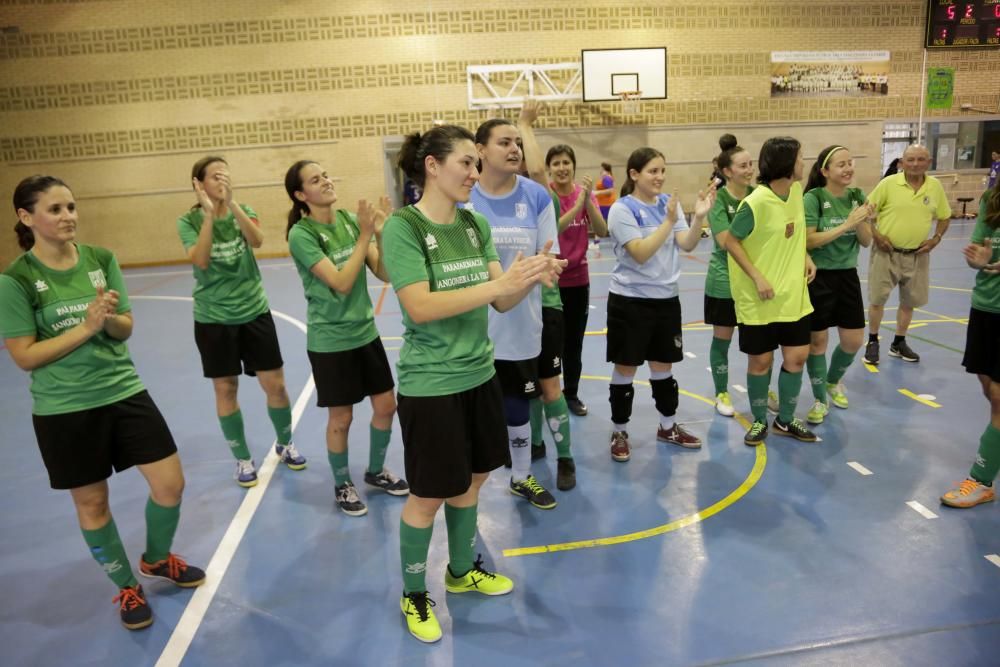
[
  {"xmin": 888, "ymin": 340, "xmax": 920, "ymax": 362},
  {"xmin": 531, "ymin": 442, "xmax": 546, "ymax": 461},
  {"xmin": 744, "ymin": 420, "xmax": 768, "ymax": 447},
  {"xmin": 556, "ymin": 457, "xmax": 576, "ymax": 491},
  {"xmin": 335, "ymin": 482, "xmax": 368, "ymax": 516},
  {"xmin": 364, "ymin": 469, "xmax": 410, "ymax": 496},
  {"xmin": 863, "ymin": 338, "xmax": 880, "ymax": 365},
  {"xmin": 114, "ymin": 584, "xmax": 153, "ymax": 630},
  {"xmin": 139, "ymin": 553, "xmax": 206, "ymax": 588},
  {"xmin": 772, "ymin": 417, "xmax": 818, "ymax": 442},
  {"xmin": 566, "ymin": 396, "xmax": 588, "ymax": 416},
  {"xmin": 509, "ymin": 475, "xmax": 557, "ymax": 509}
]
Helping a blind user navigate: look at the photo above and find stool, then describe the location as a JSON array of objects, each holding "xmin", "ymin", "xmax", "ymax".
[{"xmin": 957, "ymin": 197, "xmax": 975, "ymax": 219}]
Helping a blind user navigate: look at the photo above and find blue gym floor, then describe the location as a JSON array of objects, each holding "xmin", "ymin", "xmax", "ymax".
[{"xmin": 2, "ymin": 220, "xmax": 998, "ymax": 666}]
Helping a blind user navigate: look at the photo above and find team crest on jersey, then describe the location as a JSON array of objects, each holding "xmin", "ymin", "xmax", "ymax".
[
  {"xmin": 424, "ymin": 233, "xmax": 438, "ymax": 251},
  {"xmin": 727, "ymin": 205, "xmax": 735, "ymax": 214},
  {"xmin": 515, "ymin": 202, "xmax": 528, "ymax": 219},
  {"xmin": 674, "ymin": 335, "xmax": 683, "ymax": 350},
  {"xmin": 785, "ymin": 221, "xmax": 795, "ymax": 238},
  {"xmin": 822, "ymin": 201, "xmax": 832, "ymax": 209},
  {"xmin": 923, "ymin": 196, "xmax": 930, "ymax": 205},
  {"xmin": 34, "ymin": 279, "xmax": 48, "ymax": 292},
  {"xmin": 466, "ymin": 228, "xmax": 480, "ymax": 248},
  {"xmin": 88, "ymin": 269, "xmax": 106, "ymax": 288},
  {"xmin": 524, "ymin": 380, "xmax": 535, "ymax": 393}
]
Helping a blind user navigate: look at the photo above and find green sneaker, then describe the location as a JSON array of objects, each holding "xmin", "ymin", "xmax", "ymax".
[
  {"xmin": 806, "ymin": 400, "xmax": 828, "ymax": 425},
  {"xmin": 400, "ymin": 591, "xmax": 441, "ymax": 643},
  {"xmin": 767, "ymin": 390, "xmax": 779, "ymax": 414},
  {"xmin": 445, "ymin": 555, "xmax": 513, "ymax": 596},
  {"xmin": 827, "ymin": 382, "xmax": 848, "ymax": 409},
  {"xmin": 744, "ymin": 420, "xmax": 768, "ymax": 447}
]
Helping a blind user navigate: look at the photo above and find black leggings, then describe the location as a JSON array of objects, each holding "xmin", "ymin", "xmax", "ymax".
[{"xmin": 560, "ymin": 284, "xmax": 590, "ymax": 398}]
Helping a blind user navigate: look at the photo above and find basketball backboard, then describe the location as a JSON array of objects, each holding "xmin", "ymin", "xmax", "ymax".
[{"xmin": 581, "ymin": 47, "xmax": 667, "ymax": 102}]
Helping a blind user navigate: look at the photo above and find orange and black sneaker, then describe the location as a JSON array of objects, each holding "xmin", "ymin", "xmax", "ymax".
[
  {"xmin": 140, "ymin": 553, "xmax": 206, "ymax": 588},
  {"xmin": 941, "ymin": 478, "xmax": 996, "ymax": 508},
  {"xmin": 114, "ymin": 584, "xmax": 152, "ymax": 630}
]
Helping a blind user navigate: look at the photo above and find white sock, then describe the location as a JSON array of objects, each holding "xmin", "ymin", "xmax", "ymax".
[
  {"xmin": 659, "ymin": 414, "xmax": 675, "ymax": 431},
  {"xmin": 612, "ymin": 422, "xmax": 628, "ymax": 432},
  {"xmin": 649, "ymin": 369, "xmax": 672, "ymax": 381},
  {"xmin": 611, "ymin": 368, "xmax": 633, "ymax": 385},
  {"xmin": 508, "ymin": 422, "xmax": 532, "ymax": 482}
]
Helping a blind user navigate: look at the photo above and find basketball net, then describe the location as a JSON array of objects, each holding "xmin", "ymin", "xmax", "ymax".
[{"xmin": 618, "ymin": 90, "xmax": 641, "ymax": 115}]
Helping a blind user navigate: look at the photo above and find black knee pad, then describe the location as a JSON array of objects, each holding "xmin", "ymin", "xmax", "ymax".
[
  {"xmin": 650, "ymin": 377, "xmax": 678, "ymax": 417},
  {"xmin": 609, "ymin": 383, "xmax": 634, "ymax": 425}
]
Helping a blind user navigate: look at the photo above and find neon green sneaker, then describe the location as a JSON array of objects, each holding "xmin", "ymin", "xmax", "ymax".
[
  {"xmin": 767, "ymin": 390, "xmax": 779, "ymax": 414},
  {"xmin": 715, "ymin": 392, "xmax": 735, "ymax": 417},
  {"xmin": 400, "ymin": 591, "xmax": 441, "ymax": 643},
  {"xmin": 827, "ymin": 382, "xmax": 848, "ymax": 409},
  {"xmin": 445, "ymin": 555, "xmax": 513, "ymax": 596},
  {"xmin": 806, "ymin": 400, "xmax": 828, "ymax": 425}
]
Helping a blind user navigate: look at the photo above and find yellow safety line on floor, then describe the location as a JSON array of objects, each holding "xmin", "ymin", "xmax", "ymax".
[
  {"xmin": 898, "ymin": 389, "xmax": 942, "ymax": 408},
  {"xmin": 503, "ymin": 376, "xmax": 766, "ymax": 558}
]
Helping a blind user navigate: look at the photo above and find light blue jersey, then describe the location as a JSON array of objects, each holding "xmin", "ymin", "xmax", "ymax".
[
  {"xmin": 608, "ymin": 194, "xmax": 689, "ymax": 299},
  {"xmin": 467, "ymin": 175, "xmax": 558, "ymax": 361}
]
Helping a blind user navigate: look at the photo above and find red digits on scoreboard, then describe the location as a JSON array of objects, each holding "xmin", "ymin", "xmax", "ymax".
[
  {"xmin": 965, "ymin": 4, "xmax": 975, "ymax": 19},
  {"xmin": 947, "ymin": 5, "xmax": 956, "ymax": 20}
]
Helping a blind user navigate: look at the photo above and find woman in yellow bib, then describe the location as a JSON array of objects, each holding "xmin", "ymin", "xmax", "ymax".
[{"xmin": 724, "ymin": 137, "xmax": 818, "ymax": 445}]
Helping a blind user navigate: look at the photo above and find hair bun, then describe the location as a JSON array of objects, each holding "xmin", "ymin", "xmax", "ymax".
[{"xmin": 719, "ymin": 133, "xmax": 738, "ymax": 152}]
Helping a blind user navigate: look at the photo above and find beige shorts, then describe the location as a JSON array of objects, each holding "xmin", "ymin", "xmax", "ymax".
[{"xmin": 867, "ymin": 248, "xmax": 929, "ymax": 308}]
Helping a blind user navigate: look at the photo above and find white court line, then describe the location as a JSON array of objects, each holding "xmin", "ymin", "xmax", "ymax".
[
  {"xmin": 846, "ymin": 461, "xmax": 873, "ymax": 476},
  {"xmin": 906, "ymin": 500, "xmax": 938, "ymax": 519},
  {"xmin": 134, "ymin": 297, "xmax": 316, "ymax": 667},
  {"xmin": 684, "ymin": 351, "xmax": 696, "ymax": 359},
  {"xmin": 732, "ymin": 384, "xmax": 747, "ymax": 393},
  {"xmin": 986, "ymin": 554, "xmax": 1000, "ymax": 569}
]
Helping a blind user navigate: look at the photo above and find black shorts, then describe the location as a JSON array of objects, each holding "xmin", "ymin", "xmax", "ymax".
[
  {"xmin": 738, "ymin": 314, "xmax": 812, "ymax": 355},
  {"xmin": 32, "ymin": 390, "xmax": 178, "ymax": 490},
  {"xmin": 963, "ymin": 307, "xmax": 1000, "ymax": 383},
  {"xmin": 194, "ymin": 311, "xmax": 283, "ymax": 378},
  {"xmin": 808, "ymin": 268, "xmax": 865, "ymax": 331},
  {"xmin": 539, "ymin": 307, "xmax": 565, "ymax": 379},
  {"xmin": 494, "ymin": 358, "xmax": 542, "ymax": 398},
  {"xmin": 704, "ymin": 295, "xmax": 738, "ymax": 328},
  {"xmin": 397, "ymin": 376, "xmax": 508, "ymax": 498},
  {"xmin": 606, "ymin": 292, "xmax": 683, "ymax": 366},
  {"xmin": 308, "ymin": 337, "xmax": 395, "ymax": 407}
]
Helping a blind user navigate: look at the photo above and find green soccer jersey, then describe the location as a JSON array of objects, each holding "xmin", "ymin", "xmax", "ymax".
[
  {"xmin": 0, "ymin": 244, "xmax": 145, "ymax": 415},
  {"xmin": 804, "ymin": 186, "xmax": 866, "ymax": 270},
  {"xmin": 288, "ymin": 212, "xmax": 379, "ymax": 353},
  {"xmin": 542, "ymin": 192, "xmax": 564, "ymax": 310},
  {"xmin": 381, "ymin": 206, "xmax": 500, "ymax": 397},
  {"xmin": 176, "ymin": 204, "xmax": 270, "ymax": 324},
  {"xmin": 971, "ymin": 198, "xmax": 1000, "ymax": 314},
  {"xmin": 705, "ymin": 185, "xmax": 753, "ymax": 299}
]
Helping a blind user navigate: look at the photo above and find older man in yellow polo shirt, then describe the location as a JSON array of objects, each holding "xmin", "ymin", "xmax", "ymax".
[{"xmin": 863, "ymin": 145, "xmax": 951, "ymax": 365}]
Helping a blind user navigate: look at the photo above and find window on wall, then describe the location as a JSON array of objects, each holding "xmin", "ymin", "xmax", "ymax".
[{"xmin": 882, "ymin": 120, "xmax": 999, "ymax": 174}]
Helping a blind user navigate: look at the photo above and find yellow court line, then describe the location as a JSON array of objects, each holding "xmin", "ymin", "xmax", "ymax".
[
  {"xmin": 863, "ymin": 362, "xmax": 879, "ymax": 374},
  {"xmin": 898, "ymin": 389, "xmax": 942, "ymax": 408},
  {"xmin": 503, "ymin": 376, "xmax": 766, "ymax": 558},
  {"xmin": 914, "ymin": 307, "xmax": 969, "ymax": 325}
]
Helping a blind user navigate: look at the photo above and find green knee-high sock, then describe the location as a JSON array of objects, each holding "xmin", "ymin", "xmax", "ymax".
[
  {"xmin": 368, "ymin": 424, "xmax": 391, "ymax": 475},
  {"xmin": 267, "ymin": 405, "xmax": 292, "ymax": 446},
  {"xmin": 219, "ymin": 410, "xmax": 252, "ymax": 461},
  {"xmin": 544, "ymin": 396, "xmax": 573, "ymax": 459},
  {"xmin": 709, "ymin": 337, "xmax": 732, "ymax": 395},
  {"xmin": 806, "ymin": 354, "xmax": 828, "ymax": 402},
  {"xmin": 747, "ymin": 372, "xmax": 770, "ymax": 423},
  {"xmin": 444, "ymin": 503, "xmax": 478, "ymax": 576},
  {"xmin": 144, "ymin": 497, "xmax": 180, "ymax": 564},
  {"xmin": 826, "ymin": 345, "xmax": 857, "ymax": 385},
  {"xmin": 328, "ymin": 450, "xmax": 351, "ymax": 486},
  {"xmin": 777, "ymin": 367, "xmax": 804, "ymax": 423},
  {"xmin": 529, "ymin": 398, "xmax": 544, "ymax": 446},
  {"xmin": 400, "ymin": 519, "xmax": 434, "ymax": 594},
  {"xmin": 970, "ymin": 424, "xmax": 1000, "ymax": 485},
  {"xmin": 82, "ymin": 518, "xmax": 137, "ymax": 589}
]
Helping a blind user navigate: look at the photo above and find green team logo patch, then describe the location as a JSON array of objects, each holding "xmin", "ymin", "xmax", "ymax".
[{"xmin": 88, "ymin": 269, "xmax": 106, "ymax": 288}]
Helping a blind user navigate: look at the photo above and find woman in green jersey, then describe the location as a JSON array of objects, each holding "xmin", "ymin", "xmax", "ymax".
[
  {"xmin": 724, "ymin": 137, "xmax": 818, "ymax": 446},
  {"xmin": 802, "ymin": 146, "xmax": 874, "ymax": 425},
  {"xmin": 178, "ymin": 157, "xmax": 304, "ymax": 488},
  {"xmin": 284, "ymin": 160, "xmax": 409, "ymax": 516},
  {"xmin": 705, "ymin": 134, "xmax": 759, "ymax": 417},
  {"xmin": 1, "ymin": 175, "xmax": 205, "ymax": 631},
  {"xmin": 382, "ymin": 125, "xmax": 561, "ymax": 643},
  {"xmin": 941, "ymin": 179, "xmax": 1000, "ymax": 508}
]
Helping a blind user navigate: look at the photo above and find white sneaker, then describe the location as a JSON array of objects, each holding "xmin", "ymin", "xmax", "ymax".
[
  {"xmin": 235, "ymin": 459, "xmax": 257, "ymax": 488},
  {"xmin": 715, "ymin": 392, "xmax": 735, "ymax": 417}
]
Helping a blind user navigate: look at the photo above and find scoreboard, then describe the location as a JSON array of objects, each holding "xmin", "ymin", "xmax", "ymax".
[{"xmin": 926, "ymin": 1, "xmax": 1000, "ymax": 47}]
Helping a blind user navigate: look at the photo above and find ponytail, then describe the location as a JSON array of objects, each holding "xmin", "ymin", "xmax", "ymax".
[
  {"xmin": 12, "ymin": 174, "xmax": 71, "ymax": 252},
  {"xmin": 14, "ymin": 221, "xmax": 34, "ymax": 251},
  {"xmin": 398, "ymin": 125, "xmax": 476, "ymax": 190},
  {"xmin": 283, "ymin": 160, "xmax": 318, "ymax": 239},
  {"xmin": 805, "ymin": 145, "xmax": 847, "ymax": 193},
  {"xmin": 620, "ymin": 147, "xmax": 664, "ymax": 198}
]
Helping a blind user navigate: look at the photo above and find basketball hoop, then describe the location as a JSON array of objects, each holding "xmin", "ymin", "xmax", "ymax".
[{"xmin": 618, "ymin": 90, "xmax": 642, "ymax": 115}]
